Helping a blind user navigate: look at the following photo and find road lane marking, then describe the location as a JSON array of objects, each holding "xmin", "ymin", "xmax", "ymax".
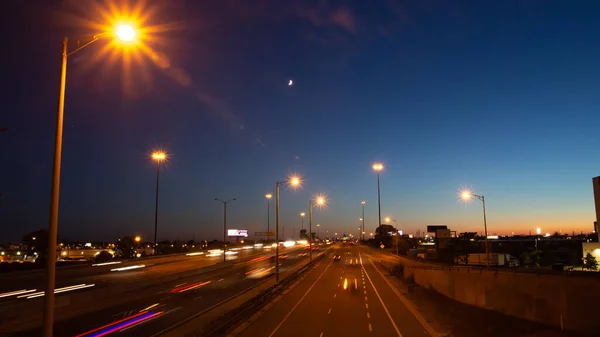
[
  {"xmin": 328, "ymin": 308, "xmax": 332, "ymax": 314},
  {"xmin": 359, "ymin": 253, "xmax": 403, "ymax": 337},
  {"xmin": 218, "ymin": 278, "xmax": 225, "ymax": 281},
  {"xmin": 334, "ymin": 294, "xmax": 336, "ymax": 298},
  {"xmin": 320, "ymin": 333, "xmax": 324, "ymax": 337},
  {"xmin": 268, "ymin": 258, "xmax": 334, "ymax": 337},
  {"xmin": 368, "ymin": 323, "xmax": 372, "ymax": 331},
  {"xmin": 364, "ymin": 290, "xmax": 367, "ymax": 295},
  {"xmin": 366, "ymin": 303, "xmax": 369, "ymax": 309},
  {"xmin": 365, "ymin": 296, "xmax": 368, "ymax": 301},
  {"xmin": 367, "ymin": 312, "xmax": 370, "ymax": 318}
]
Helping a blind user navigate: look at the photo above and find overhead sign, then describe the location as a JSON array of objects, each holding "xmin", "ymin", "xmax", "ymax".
[
  {"xmin": 427, "ymin": 225, "xmax": 447, "ymax": 233},
  {"xmin": 227, "ymin": 229, "xmax": 248, "ymax": 237},
  {"xmin": 255, "ymin": 231, "xmax": 275, "ymax": 237}
]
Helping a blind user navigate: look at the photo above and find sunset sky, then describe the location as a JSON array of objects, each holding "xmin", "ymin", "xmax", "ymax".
[{"xmin": 1, "ymin": 0, "xmax": 599, "ymax": 242}]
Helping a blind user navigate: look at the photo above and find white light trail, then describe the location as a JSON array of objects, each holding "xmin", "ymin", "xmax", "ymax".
[
  {"xmin": 111, "ymin": 264, "xmax": 146, "ymax": 272},
  {"xmin": 20, "ymin": 284, "xmax": 95, "ymax": 299},
  {"xmin": 92, "ymin": 261, "xmax": 122, "ymax": 266},
  {"xmin": 0, "ymin": 289, "xmax": 37, "ymax": 299}
]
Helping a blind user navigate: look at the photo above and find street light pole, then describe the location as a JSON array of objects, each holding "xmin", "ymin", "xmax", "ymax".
[
  {"xmin": 151, "ymin": 151, "xmax": 167, "ymax": 255},
  {"xmin": 461, "ymin": 190, "xmax": 489, "ymax": 267},
  {"xmin": 481, "ymin": 195, "xmax": 489, "ymax": 267},
  {"xmin": 43, "ymin": 28, "xmax": 136, "ymax": 336},
  {"xmin": 275, "ymin": 181, "xmax": 281, "ymax": 282},
  {"xmin": 361, "ymin": 201, "xmax": 365, "ymax": 241},
  {"xmin": 309, "ymin": 200, "xmax": 313, "ymax": 262},
  {"xmin": 265, "ymin": 194, "xmax": 272, "ymax": 239},
  {"xmin": 274, "ymin": 176, "xmax": 301, "ymax": 283},
  {"xmin": 373, "ymin": 164, "xmax": 383, "ymax": 229},
  {"xmin": 215, "ymin": 198, "xmax": 236, "ymax": 263},
  {"xmin": 43, "ymin": 37, "xmax": 68, "ymax": 337},
  {"xmin": 153, "ymin": 161, "xmax": 160, "ymax": 255}
]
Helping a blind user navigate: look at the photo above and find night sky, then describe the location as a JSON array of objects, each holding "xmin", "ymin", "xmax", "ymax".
[{"xmin": 1, "ymin": 0, "xmax": 599, "ymax": 243}]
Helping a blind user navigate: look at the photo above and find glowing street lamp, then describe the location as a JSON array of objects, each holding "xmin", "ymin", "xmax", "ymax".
[
  {"xmin": 115, "ymin": 24, "xmax": 136, "ymax": 41},
  {"xmin": 460, "ymin": 189, "xmax": 490, "ymax": 267},
  {"xmin": 275, "ymin": 175, "xmax": 302, "ymax": 282},
  {"xmin": 372, "ymin": 163, "xmax": 384, "ymax": 229},
  {"xmin": 309, "ymin": 194, "xmax": 327, "ymax": 262},
  {"xmin": 44, "ymin": 22, "xmax": 139, "ymax": 337},
  {"xmin": 134, "ymin": 236, "xmax": 141, "ymax": 242}
]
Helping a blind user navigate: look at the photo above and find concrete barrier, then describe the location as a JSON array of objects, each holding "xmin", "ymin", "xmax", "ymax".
[{"xmin": 393, "ymin": 255, "xmax": 600, "ymax": 334}]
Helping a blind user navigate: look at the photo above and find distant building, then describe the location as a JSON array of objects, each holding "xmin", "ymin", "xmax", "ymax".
[{"xmin": 582, "ymin": 242, "xmax": 600, "ymax": 262}]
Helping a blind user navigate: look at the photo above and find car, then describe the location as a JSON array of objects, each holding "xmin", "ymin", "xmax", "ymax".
[
  {"xmin": 333, "ymin": 254, "xmax": 341, "ymax": 261},
  {"xmin": 343, "ymin": 277, "xmax": 359, "ymax": 292}
]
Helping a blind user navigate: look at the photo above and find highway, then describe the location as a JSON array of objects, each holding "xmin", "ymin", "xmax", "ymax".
[
  {"xmin": 238, "ymin": 243, "xmax": 431, "ymax": 337},
  {"xmin": 0, "ymin": 245, "xmax": 306, "ymax": 336}
]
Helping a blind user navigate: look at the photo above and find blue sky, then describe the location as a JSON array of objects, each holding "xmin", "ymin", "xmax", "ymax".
[{"xmin": 1, "ymin": 0, "xmax": 599, "ymax": 242}]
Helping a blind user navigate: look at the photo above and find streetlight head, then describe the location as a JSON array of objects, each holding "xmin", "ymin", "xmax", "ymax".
[
  {"xmin": 372, "ymin": 163, "xmax": 384, "ymax": 172},
  {"xmin": 359, "ymin": 218, "xmax": 363, "ymax": 221},
  {"xmin": 232, "ymin": 198, "xmax": 237, "ymax": 201},
  {"xmin": 300, "ymin": 212, "xmax": 305, "ymax": 217},
  {"xmin": 461, "ymin": 190, "xmax": 472, "ymax": 200},
  {"xmin": 314, "ymin": 194, "xmax": 327, "ymax": 207},
  {"xmin": 151, "ymin": 151, "xmax": 167, "ymax": 162},
  {"xmin": 288, "ymin": 175, "xmax": 302, "ymax": 188},
  {"xmin": 265, "ymin": 194, "xmax": 272, "ymax": 199},
  {"xmin": 115, "ymin": 24, "xmax": 136, "ymax": 41},
  {"xmin": 385, "ymin": 217, "xmax": 391, "ymax": 223},
  {"xmin": 134, "ymin": 236, "xmax": 141, "ymax": 242},
  {"xmin": 361, "ymin": 200, "xmax": 366, "ymax": 205}
]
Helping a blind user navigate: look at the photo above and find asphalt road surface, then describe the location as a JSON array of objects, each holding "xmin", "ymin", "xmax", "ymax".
[
  {"xmin": 0, "ymin": 245, "xmax": 306, "ymax": 336},
  {"xmin": 239, "ymin": 243, "xmax": 431, "ymax": 337}
]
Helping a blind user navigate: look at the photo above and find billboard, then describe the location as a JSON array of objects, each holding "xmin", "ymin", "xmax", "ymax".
[{"xmin": 227, "ymin": 229, "xmax": 248, "ymax": 237}]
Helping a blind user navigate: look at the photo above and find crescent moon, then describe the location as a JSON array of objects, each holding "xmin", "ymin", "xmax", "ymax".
[{"xmin": 288, "ymin": 80, "xmax": 293, "ymax": 86}]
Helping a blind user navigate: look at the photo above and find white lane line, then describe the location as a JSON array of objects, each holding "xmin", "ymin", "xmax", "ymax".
[
  {"xmin": 364, "ymin": 290, "xmax": 367, "ymax": 295},
  {"xmin": 328, "ymin": 308, "xmax": 332, "ymax": 314},
  {"xmin": 367, "ymin": 312, "xmax": 370, "ymax": 319},
  {"xmin": 359, "ymin": 252, "xmax": 403, "ymax": 337},
  {"xmin": 365, "ymin": 296, "xmax": 368, "ymax": 301},
  {"xmin": 366, "ymin": 303, "xmax": 369, "ymax": 309},
  {"xmin": 268, "ymin": 258, "xmax": 334, "ymax": 337},
  {"xmin": 368, "ymin": 323, "xmax": 373, "ymax": 332}
]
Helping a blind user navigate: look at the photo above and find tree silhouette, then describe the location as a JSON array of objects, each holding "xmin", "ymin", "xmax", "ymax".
[
  {"xmin": 299, "ymin": 229, "xmax": 308, "ymax": 240},
  {"xmin": 22, "ymin": 229, "xmax": 52, "ymax": 262},
  {"xmin": 584, "ymin": 253, "xmax": 598, "ymax": 270}
]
